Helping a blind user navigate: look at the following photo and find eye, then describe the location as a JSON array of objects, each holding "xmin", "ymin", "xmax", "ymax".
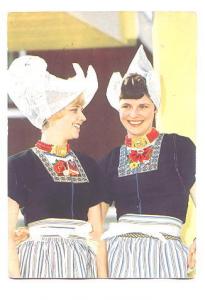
[
  {"xmin": 139, "ymin": 104, "xmax": 149, "ymax": 109},
  {"xmin": 69, "ymin": 106, "xmax": 80, "ymax": 112},
  {"xmin": 120, "ymin": 104, "xmax": 131, "ymax": 109}
]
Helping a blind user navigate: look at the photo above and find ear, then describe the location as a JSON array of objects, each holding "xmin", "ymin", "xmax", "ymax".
[{"xmin": 42, "ymin": 119, "xmax": 49, "ymax": 130}]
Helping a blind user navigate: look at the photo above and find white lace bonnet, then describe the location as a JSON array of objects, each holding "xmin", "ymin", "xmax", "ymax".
[
  {"xmin": 7, "ymin": 55, "xmax": 98, "ymax": 129},
  {"xmin": 106, "ymin": 45, "xmax": 161, "ymax": 110}
]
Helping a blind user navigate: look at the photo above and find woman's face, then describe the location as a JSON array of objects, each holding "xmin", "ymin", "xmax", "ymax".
[
  {"xmin": 50, "ymin": 94, "xmax": 86, "ymax": 141},
  {"xmin": 119, "ymin": 95, "xmax": 156, "ymax": 138}
]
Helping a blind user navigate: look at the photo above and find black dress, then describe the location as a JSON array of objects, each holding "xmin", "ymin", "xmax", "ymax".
[
  {"xmin": 99, "ymin": 133, "xmax": 195, "ymax": 223},
  {"xmin": 8, "ymin": 148, "xmax": 105, "ymax": 224},
  {"xmin": 8, "ymin": 148, "xmax": 106, "ymax": 278},
  {"xmin": 99, "ymin": 133, "xmax": 196, "ymax": 278}
]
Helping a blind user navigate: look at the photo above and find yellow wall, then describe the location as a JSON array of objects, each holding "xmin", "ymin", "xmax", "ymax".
[
  {"xmin": 120, "ymin": 12, "xmax": 138, "ymax": 44},
  {"xmin": 153, "ymin": 12, "xmax": 197, "ymax": 246},
  {"xmin": 8, "ymin": 12, "xmax": 137, "ymax": 51}
]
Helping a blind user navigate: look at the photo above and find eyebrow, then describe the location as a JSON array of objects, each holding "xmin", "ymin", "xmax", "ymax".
[
  {"xmin": 121, "ymin": 101, "xmax": 150, "ymax": 105},
  {"xmin": 70, "ymin": 104, "xmax": 83, "ymax": 108},
  {"xmin": 138, "ymin": 102, "xmax": 150, "ymax": 105}
]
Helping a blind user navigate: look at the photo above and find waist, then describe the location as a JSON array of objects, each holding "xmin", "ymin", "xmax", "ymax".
[
  {"xmin": 28, "ymin": 218, "xmax": 92, "ymax": 240},
  {"xmin": 102, "ymin": 214, "xmax": 183, "ymax": 241}
]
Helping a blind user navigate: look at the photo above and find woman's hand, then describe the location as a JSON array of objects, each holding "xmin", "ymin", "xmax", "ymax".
[
  {"xmin": 8, "ymin": 198, "xmax": 21, "ymax": 278},
  {"xmin": 88, "ymin": 204, "xmax": 108, "ymax": 278},
  {"xmin": 14, "ymin": 227, "xmax": 29, "ymax": 245},
  {"xmin": 188, "ymin": 238, "xmax": 196, "ymax": 270}
]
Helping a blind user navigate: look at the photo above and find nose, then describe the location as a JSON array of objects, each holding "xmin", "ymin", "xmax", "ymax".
[
  {"xmin": 129, "ymin": 107, "xmax": 140, "ymax": 118},
  {"xmin": 80, "ymin": 110, "xmax": 86, "ymax": 122}
]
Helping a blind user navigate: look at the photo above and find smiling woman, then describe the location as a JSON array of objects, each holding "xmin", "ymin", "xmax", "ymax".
[
  {"xmin": 99, "ymin": 45, "xmax": 196, "ymax": 279},
  {"xmin": 7, "ymin": 55, "xmax": 107, "ymax": 279},
  {"xmin": 41, "ymin": 95, "xmax": 86, "ymax": 143},
  {"xmin": 119, "ymin": 96, "xmax": 156, "ymax": 138}
]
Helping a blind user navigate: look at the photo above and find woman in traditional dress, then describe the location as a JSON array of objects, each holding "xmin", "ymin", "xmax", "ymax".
[
  {"xmin": 8, "ymin": 55, "xmax": 107, "ymax": 279},
  {"xmin": 99, "ymin": 46, "xmax": 196, "ymax": 278}
]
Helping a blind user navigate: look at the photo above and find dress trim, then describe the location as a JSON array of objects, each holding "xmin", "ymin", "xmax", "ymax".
[
  {"xmin": 118, "ymin": 133, "xmax": 164, "ymax": 177},
  {"xmin": 32, "ymin": 147, "xmax": 89, "ymax": 183}
]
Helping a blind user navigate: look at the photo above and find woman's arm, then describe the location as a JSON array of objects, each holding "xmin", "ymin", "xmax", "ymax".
[
  {"xmin": 188, "ymin": 238, "xmax": 196, "ymax": 271},
  {"xmin": 187, "ymin": 183, "xmax": 196, "ymax": 270},
  {"xmin": 190, "ymin": 183, "xmax": 196, "ymax": 206},
  {"xmin": 100, "ymin": 202, "xmax": 110, "ymax": 222},
  {"xmin": 8, "ymin": 197, "xmax": 21, "ymax": 278},
  {"xmin": 88, "ymin": 203, "xmax": 108, "ymax": 278}
]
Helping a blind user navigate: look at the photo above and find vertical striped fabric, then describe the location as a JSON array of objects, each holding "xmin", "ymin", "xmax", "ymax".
[
  {"xmin": 17, "ymin": 236, "xmax": 97, "ymax": 278},
  {"xmin": 107, "ymin": 235, "xmax": 189, "ymax": 278}
]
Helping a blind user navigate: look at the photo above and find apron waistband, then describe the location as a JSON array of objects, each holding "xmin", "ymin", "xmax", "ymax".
[
  {"xmin": 102, "ymin": 214, "xmax": 183, "ymax": 242},
  {"xmin": 28, "ymin": 218, "xmax": 92, "ymax": 240}
]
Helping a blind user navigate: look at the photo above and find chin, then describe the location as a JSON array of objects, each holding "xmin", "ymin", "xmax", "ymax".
[
  {"xmin": 127, "ymin": 126, "xmax": 151, "ymax": 137},
  {"xmin": 72, "ymin": 133, "xmax": 80, "ymax": 140},
  {"xmin": 128, "ymin": 131, "xmax": 144, "ymax": 138}
]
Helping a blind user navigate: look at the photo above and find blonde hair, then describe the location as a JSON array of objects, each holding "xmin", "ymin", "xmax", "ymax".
[{"xmin": 42, "ymin": 94, "xmax": 85, "ymax": 130}]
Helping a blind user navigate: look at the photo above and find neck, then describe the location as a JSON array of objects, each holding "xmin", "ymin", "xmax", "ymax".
[
  {"xmin": 41, "ymin": 132, "xmax": 68, "ymax": 147},
  {"xmin": 127, "ymin": 127, "xmax": 153, "ymax": 139}
]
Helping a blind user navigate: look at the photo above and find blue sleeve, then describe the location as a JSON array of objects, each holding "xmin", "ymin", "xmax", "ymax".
[
  {"xmin": 175, "ymin": 135, "xmax": 196, "ymax": 190},
  {"xmin": 85, "ymin": 158, "xmax": 108, "ymax": 208},
  {"xmin": 8, "ymin": 157, "xmax": 26, "ymax": 207},
  {"xmin": 98, "ymin": 154, "xmax": 114, "ymax": 206}
]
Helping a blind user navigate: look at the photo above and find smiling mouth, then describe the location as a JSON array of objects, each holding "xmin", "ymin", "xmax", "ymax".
[
  {"xmin": 128, "ymin": 120, "xmax": 143, "ymax": 126},
  {"xmin": 73, "ymin": 123, "xmax": 81, "ymax": 130}
]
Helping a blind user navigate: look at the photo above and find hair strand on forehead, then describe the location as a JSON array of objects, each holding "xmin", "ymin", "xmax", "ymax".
[{"xmin": 69, "ymin": 93, "xmax": 85, "ymax": 107}]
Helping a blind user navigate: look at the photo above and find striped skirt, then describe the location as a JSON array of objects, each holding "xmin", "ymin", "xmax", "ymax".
[
  {"xmin": 104, "ymin": 214, "xmax": 189, "ymax": 278},
  {"xmin": 17, "ymin": 219, "xmax": 97, "ymax": 279}
]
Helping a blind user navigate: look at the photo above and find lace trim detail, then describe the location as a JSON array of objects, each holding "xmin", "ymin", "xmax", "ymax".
[
  {"xmin": 32, "ymin": 147, "xmax": 89, "ymax": 183},
  {"xmin": 118, "ymin": 134, "xmax": 164, "ymax": 177}
]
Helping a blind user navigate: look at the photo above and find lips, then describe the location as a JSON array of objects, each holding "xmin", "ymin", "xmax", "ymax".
[
  {"xmin": 128, "ymin": 120, "xmax": 143, "ymax": 126},
  {"xmin": 73, "ymin": 123, "xmax": 81, "ymax": 129}
]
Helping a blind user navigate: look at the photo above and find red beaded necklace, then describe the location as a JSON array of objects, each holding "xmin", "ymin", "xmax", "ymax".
[
  {"xmin": 35, "ymin": 140, "xmax": 70, "ymax": 157},
  {"xmin": 125, "ymin": 127, "xmax": 159, "ymax": 149}
]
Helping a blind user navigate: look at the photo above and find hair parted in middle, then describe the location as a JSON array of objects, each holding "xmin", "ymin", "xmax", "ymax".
[{"xmin": 120, "ymin": 73, "xmax": 149, "ymax": 101}]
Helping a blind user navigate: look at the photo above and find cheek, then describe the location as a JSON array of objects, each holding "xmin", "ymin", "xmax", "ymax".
[
  {"xmin": 145, "ymin": 110, "xmax": 155, "ymax": 121},
  {"xmin": 67, "ymin": 118, "xmax": 74, "ymax": 127},
  {"xmin": 59, "ymin": 116, "xmax": 72, "ymax": 128},
  {"xmin": 119, "ymin": 111, "xmax": 128, "ymax": 122}
]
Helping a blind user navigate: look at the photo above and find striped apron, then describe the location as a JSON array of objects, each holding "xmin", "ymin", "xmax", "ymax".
[
  {"xmin": 102, "ymin": 214, "xmax": 189, "ymax": 278},
  {"xmin": 17, "ymin": 219, "xmax": 97, "ymax": 279}
]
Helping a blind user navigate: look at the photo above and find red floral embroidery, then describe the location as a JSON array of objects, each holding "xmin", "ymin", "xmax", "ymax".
[
  {"xmin": 53, "ymin": 160, "xmax": 79, "ymax": 176},
  {"xmin": 128, "ymin": 146, "xmax": 153, "ymax": 165},
  {"xmin": 129, "ymin": 150, "xmax": 139, "ymax": 162},
  {"xmin": 68, "ymin": 161, "xmax": 79, "ymax": 176},
  {"xmin": 53, "ymin": 160, "xmax": 67, "ymax": 175}
]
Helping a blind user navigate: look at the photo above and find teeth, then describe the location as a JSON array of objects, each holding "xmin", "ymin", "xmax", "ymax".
[
  {"xmin": 129, "ymin": 121, "xmax": 143, "ymax": 125},
  {"xmin": 73, "ymin": 124, "xmax": 80, "ymax": 129}
]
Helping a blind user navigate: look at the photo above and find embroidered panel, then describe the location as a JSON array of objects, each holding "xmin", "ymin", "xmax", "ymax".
[
  {"xmin": 118, "ymin": 134, "xmax": 164, "ymax": 177},
  {"xmin": 32, "ymin": 147, "xmax": 89, "ymax": 183}
]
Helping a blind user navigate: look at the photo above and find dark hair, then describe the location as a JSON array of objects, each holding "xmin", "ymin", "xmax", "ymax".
[
  {"xmin": 120, "ymin": 73, "xmax": 156, "ymax": 126},
  {"xmin": 120, "ymin": 73, "xmax": 149, "ymax": 100}
]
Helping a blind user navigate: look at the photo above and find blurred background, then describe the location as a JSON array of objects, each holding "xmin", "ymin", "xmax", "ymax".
[
  {"xmin": 8, "ymin": 12, "xmax": 154, "ymax": 159},
  {"xmin": 7, "ymin": 12, "xmax": 196, "ymax": 246}
]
